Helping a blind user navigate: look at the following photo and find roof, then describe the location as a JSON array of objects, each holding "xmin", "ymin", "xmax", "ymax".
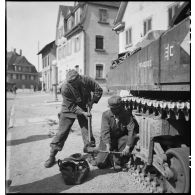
[
  {"xmin": 113, "ymin": 2, "xmax": 128, "ymax": 25},
  {"xmin": 59, "ymin": 5, "xmax": 73, "ymax": 17},
  {"xmin": 7, "ymin": 51, "xmax": 38, "ymax": 73},
  {"xmin": 37, "ymin": 40, "xmax": 56, "ymax": 55},
  {"xmin": 88, "ymin": 1, "xmax": 120, "ymax": 8}
]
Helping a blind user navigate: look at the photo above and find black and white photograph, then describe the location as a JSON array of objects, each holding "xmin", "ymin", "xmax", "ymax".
[{"xmin": 5, "ymin": 1, "xmax": 191, "ymax": 193}]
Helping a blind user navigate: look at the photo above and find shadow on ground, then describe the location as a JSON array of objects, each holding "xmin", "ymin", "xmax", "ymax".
[
  {"xmin": 8, "ymin": 173, "xmax": 72, "ymax": 193},
  {"xmin": 6, "ymin": 134, "xmax": 54, "ymax": 146},
  {"xmin": 8, "ymin": 167, "xmax": 116, "ymax": 193}
]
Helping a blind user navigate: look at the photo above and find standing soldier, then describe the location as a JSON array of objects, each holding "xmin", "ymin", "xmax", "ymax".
[
  {"xmin": 95, "ymin": 95, "xmax": 138, "ymax": 171},
  {"xmin": 44, "ymin": 69, "xmax": 103, "ymax": 168}
]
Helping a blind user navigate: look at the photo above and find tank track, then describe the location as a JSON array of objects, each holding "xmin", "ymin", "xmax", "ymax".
[{"xmin": 121, "ymin": 96, "xmax": 190, "ymax": 121}]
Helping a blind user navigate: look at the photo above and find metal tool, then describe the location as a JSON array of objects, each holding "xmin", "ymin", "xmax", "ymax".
[{"xmin": 87, "ymin": 106, "xmax": 92, "ymax": 143}]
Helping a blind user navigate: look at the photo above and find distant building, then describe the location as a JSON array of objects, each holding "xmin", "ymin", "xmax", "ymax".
[
  {"xmin": 6, "ymin": 49, "xmax": 39, "ymax": 90},
  {"xmin": 37, "ymin": 41, "xmax": 57, "ymax": 92},
  {"xmin": 113, "ymin": 2, "xmax": 184, "ymax": 54},
  {"xmin": 55, "ymin": 2, "xmax": 120, "ymax": 87}
]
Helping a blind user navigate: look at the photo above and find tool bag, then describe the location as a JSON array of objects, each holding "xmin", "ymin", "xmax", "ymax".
[{"xmin": 58, "ymin": 153, "xmax": 90, "ymax": 185}]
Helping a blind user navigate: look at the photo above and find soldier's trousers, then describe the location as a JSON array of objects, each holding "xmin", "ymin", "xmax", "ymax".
[
  {"xmin": 50, "ymin": 113, "xmax": 95, "ymax": 154},
  {"xmin": 96, "ymin": 135, "xmax": 130, "ymax": 169}
]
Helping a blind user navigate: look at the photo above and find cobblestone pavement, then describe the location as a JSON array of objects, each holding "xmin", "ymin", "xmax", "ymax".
[{"xmin": 6, "ymin": 92, "xmax": 145, "ymax": 193}]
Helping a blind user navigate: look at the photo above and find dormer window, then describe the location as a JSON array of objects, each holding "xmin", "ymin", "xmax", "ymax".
[
  {"xmin": 75, "ymin": 8, "xmax": 81, "ymax": 26},
  {"xmin": 99, "ymin": 9, "xmax": 108, "ymax": 24},
  {"xmin": 67, "ymin": 17, "xmax": 72, "ymax": 31}
]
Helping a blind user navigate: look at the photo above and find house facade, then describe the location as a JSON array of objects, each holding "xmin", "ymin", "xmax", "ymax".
[
  {"xmin": 55, "ymin": 2, "xmax": 120, "ymax": 87},
  {"xmin": 38, "ymin": 41, "xmax": 57, "ymax": 92},
  {"xmin": 113, "ymin": 1, "xmax": 184, "ymax": 54},
  {"xmin": 6, "ymin": 49, "xmax": 39, "ymax": 90}
]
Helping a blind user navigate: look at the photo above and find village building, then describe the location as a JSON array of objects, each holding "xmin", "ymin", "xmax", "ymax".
[
  {"xmin": 38, "ymin": 41, "xmax": 57, "ymax": 92},
  {"xmin": 55, "ymin": 2, "xmax": 120, "ymax": 88},
  {"xmin": 112, "ymin": 2, "xmax": 183, "ymax": 54},
  {"xmin": 6, "ymin": 49, "xmax": 39, "ymax": 91}
]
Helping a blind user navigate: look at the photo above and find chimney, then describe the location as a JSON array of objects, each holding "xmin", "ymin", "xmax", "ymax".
[
  {"xmin": 13, "ymin": 48, "xmax": 16, "ymax": 53},
  {"xmin": 20, "ymin": 49, "xmax": 22, "ymax": 56}
]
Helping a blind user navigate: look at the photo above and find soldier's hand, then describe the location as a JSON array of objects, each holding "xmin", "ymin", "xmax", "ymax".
[
  {"xmin": 122, "ymin": 145, "xmax": 130, "ymax": 156},
  {"xmin": 87, "ymin": 100, "xmax": 94, "ymax": 111},
  {"xmin": 82, "ymin": 112, "xmax": 91, "ymax": 119}
]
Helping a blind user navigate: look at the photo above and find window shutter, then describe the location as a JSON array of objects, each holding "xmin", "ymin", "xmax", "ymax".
[
  {"xmin": 129, "ymin": 29, "xmax": 131, "ymax": 44},
  {"xmin": 168, "ymin": 7, "xmax": 172, "ymax": 26},
  {"xmin": 144, "ymin": 21, "xmax": 146, "ymax": 35},
  {"xmin": 126, "ymin": 30, "xmax": 128, "ymax": 45},
  {"xmin": 148, "ymin": 19, "xmax": 151, "ymax": 31}
]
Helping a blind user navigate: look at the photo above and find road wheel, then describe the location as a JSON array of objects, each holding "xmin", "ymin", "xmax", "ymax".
[{"xmin": 166, "ymin": 147, "xmax": 190, "ymax": 193}]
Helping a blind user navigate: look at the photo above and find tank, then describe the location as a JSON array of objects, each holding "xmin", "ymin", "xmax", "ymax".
[{"xmin": 107, "ymin": 2, "xmax": 190, "ymax": 193}]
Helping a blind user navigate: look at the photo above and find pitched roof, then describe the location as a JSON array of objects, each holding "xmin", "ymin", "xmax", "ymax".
[
  {"xmin": 59, "ymin": 5, "xmax": 73, "ymax": 17},
  {"xmin": 37, "ymin": 40, "xmax": 56, "ymax": 55},
  {"xmin": 7, "ymin": 51, "xmax": 38, "ymax": 72}
]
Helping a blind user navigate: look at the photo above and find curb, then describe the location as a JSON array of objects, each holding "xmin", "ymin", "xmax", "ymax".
[{"xmin": 8, "ymin": 105, "xmax": 15, "ymax": 128}]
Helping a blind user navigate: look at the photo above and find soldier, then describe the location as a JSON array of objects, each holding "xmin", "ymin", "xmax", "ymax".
[
  {"xmin": 44, "ymin": 69, "xmax": 103, "ymax": 168},
  {"xmin": 95, "ymin": 95, "xmax": 138, "ymax": 171}
]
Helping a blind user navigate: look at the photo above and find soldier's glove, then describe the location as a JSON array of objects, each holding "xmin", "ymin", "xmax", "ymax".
[
  {"xmin": 121, "ymin": 145, "xmax": 130, "ymax": 156},
  {"xmin": 82, "ymin": 111, "xmax": 91, "ymax": 119},
  {"xmin": 87, "ymin": 99, "xmax": 94, "ymax": 111}
]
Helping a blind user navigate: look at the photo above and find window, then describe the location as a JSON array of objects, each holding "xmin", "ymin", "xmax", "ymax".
[
  {"xmin": 18, "ymin": 66, "xmax": 21, "ymax": 71},
  {"xmin": 96, "ymin": 64, "xmax": 103, "ymax": 79},
  {"xmin": 14, "ymin": 66, "xmax": 17, "ymax": 71},
  {"xmin": 31, "ymin": 75, "xmax": 34, "ymax": 80},
  {"xmin": 22, "ymin": 75, "xmax": 25, "ymax": 80},
  {"xmin": 99, "ymin": 9, "xmax": 108, "ymax": 23},
  {"xmin": 13, "ymin": 74, "xmax": 16, "ymax": 79},
  {"xmin": 47, "ymin": 55, "xmax": 50, "ymax": 66},
  {"xmin": 96, "ymin": 36, "xmax": 104, "ymax": 50},
  {"xmin": 168, "ymin": 4, "xmax": 179, "ymax": 27},
  {"xmin": 75, "ymin": 8, "xmax": 81, "ymax": 25},
  {"xmin": 58, "ymin": 26, "xmax": 64, "ymax": 39},
  {"xmin": 75, "ymin": 36, "xmax": 81, "ymax": 52},
  {"xmin": 125, "ymin": 28, "xmax": 132, "ymax": 46},
  {"xmin": 75, "ymin": 65, "xmax": 79, "ymax": 72},
  {"xmin": 143, "ymin": 18, "xmax": 152, "ymax": 36},
  {"xmin": 68, "ymin": 40, "xmax": 72, "ymax": 55},
  {"xmin": 67, "ymin": 17, "xmax": 72, "ymax": 31}
]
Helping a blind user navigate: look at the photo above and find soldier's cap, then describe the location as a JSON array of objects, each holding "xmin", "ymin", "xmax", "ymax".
[
  {"xmin": 108, "ymin": 95, "xmax": 122, "ymax": 109},
  {"xmin": 66, "ymin": 69, "xmax": 79, "ymax": 83}
]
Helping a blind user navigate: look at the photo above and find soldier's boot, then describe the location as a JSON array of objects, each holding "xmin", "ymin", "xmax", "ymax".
[{"xmin": 44, "ymin": 150, "xmax": 57, "ymax": 168}]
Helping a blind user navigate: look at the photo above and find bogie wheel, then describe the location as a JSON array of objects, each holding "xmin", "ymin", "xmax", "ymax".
[{"xmin": 166, "ymin": 147, "xmax": 190, "ymax": 193}]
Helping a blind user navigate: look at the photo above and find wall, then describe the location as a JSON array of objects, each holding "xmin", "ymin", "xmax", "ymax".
[
  {"xmin": 84, "ymin": 4, "xmax": 119, "ymax": 82},
  {"xmin": 42, "ymin": 45, "xmax": 56, "ymax": 91},
  {"xmin": 119, "ymin": 2, "xmax": 181, "ymax": 53},
  {"xmin": 57, "ymin": 31, "xmax": 84, "ymax": 83}
]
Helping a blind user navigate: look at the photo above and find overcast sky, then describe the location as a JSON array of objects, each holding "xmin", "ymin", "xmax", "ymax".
[{"xmin": 6, "ymin": 1, "xmax": 74, "ymax": 71}]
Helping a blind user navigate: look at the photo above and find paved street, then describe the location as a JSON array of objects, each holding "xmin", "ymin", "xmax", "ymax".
[
  {"xmin": 6, "ymin": 92, "xmax": 145, "ymax": 193},
  {"xmin": 6, "ymin": 92, "xmax": 16, "ymax": 128}
]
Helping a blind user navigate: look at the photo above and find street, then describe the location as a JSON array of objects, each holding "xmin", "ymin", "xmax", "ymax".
[{"xmin": 6, "ymin": 92, "xmax": 145, "ymax": 193}]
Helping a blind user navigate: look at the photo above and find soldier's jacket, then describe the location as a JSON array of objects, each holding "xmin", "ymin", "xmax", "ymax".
[
  {"xmin": 60, "ymin": 75, "xmax": 103, "ymax": 118},
  {"xmin": 100, "ymin": 109, "xmax": 136, "ymax": 148}
]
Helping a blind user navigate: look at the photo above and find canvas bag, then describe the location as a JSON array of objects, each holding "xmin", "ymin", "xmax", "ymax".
[{"xmin": 58, "ymin": 153, "xmax": 90, "ymax": 185}]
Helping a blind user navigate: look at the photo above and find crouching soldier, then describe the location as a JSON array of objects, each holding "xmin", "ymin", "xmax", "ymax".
[
  {"xmin": 96, "ymin": 95, "xmax": 138, "ymax": 171},
  {"xmin": 44, "ymin": 69, "xmax": 103, "ymax": 168}
]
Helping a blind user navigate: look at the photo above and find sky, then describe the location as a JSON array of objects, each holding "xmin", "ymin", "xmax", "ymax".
[{"xmin": 6, "ymin": 1, "xmax": 74, "ymax": 72}]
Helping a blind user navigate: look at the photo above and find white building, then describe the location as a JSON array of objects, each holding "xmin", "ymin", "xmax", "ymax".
[
  {"xmin": 113, "ymin": 1, "xmax": 184, "ymax": 54},
  {"xmin": 55, "ymin": 2, "xmax": 120, "ymax": 86}
]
